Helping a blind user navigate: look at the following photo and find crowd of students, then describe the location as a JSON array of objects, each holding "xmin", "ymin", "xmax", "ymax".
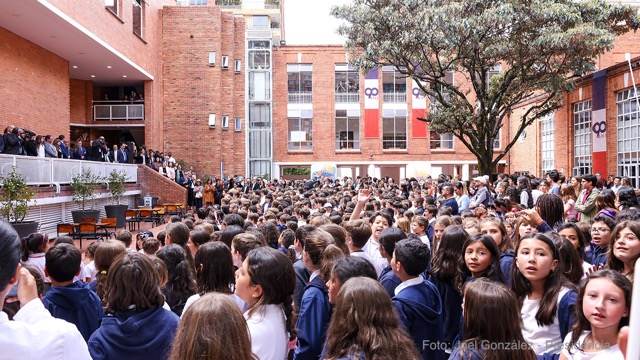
[{"xmin": 1, "ymin": 170, "xmax": 638, "ymax": 360}]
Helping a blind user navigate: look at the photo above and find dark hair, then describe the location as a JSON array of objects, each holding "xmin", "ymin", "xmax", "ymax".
[
  {"xmin": 195, "ymin": 242, "xmax": 234, "ymax": 295},
  {"xmin": 258, "ymin": 222, "xmax": 279, "ymax": 247},
  {"xmin": 245, "ymin": 247, "xmax": 296, "ymax": 342},
  {"xmin": 456, "ymin": 233, "xmax": 504, "ymax": 292},
  {"xmin": 617, "ymin": 186, "xmax": 639, "ymax": 209},
  {"xmin": 303, "ymin": 228, "xmax": 345, "ymax": 280},
  {"xmin": 548, "ymin": 233, "xmax": 584, "ymax": 285},
  {"xmin": 368, "ymin": 211, "xmax": 393, "ymax": 228},
  {"xmin": 157, "ymin": 244, "xmax": 197, "ymax": 315},
  {"xmin": 223, "ymin": 214, "xmax": 244, "ymax": 228},
  {"xmin": 220, "ymin": 225, "xmax": 245, "ymax": 248},
  {"xmin": 430, "ymin": 225, "xmax": 468, "ymax": 284},
  {"xmin": 330, "ymin": 257, "xmax": 377, "ymax": 286},
  {"xmin": 142, "ymin": 238, "xmax": 161, "ymax": 255},
  {"xmin": 0, "ymin": 222, "xmax": 21, "ymax": 292},
  {"xmin": 596, "ymin": 189, "xmax": 618, "ymax": 214},
  {"xmin": 582, "ymin": 174, "xmax": 597, "ymax": 187},
  {"xmin": 557, "ymin": 223, "xmax": 588, "ymax": 261},
  {"xmin": 592, "ymin": 215, "xmax": 616, "ymax": 232},
  {"xmin": 536, "ymin": 194, "xmax": 564, "ymax": 229},
  {"xmin": 378, "ymin": 227, "xmax": 407, "ymax": 259},
  {"xmin": 607, "ymin": 221, "xmax": 640, "ymax": 280},
  {"xmin": 115, "ymin": 230, "xmax": 132, "ymax": 247},
  {"xmin": 103, "ymin": 253, "xmax": 166, "ymax": 314},
  {"xmin": 45, "ymin": 243, "xmax": 81, "ymax": 282},
  {"xmin": 231, "ymin": 233, "xmax": 263, "ymax": 261},
  {"xmin": 21, "ymin": 232, "xmax": 48, "ymax": 261},
  {"xmin": 189, "ymin": 230, "xmax": 210, "ymax": 249},
  {"xmin": 54, "ymin": 236, "xmax": 75, "ymax": 246},
  {"xmin": 294, "ymin": 224, "xmax": 315, "ymax": 248},
  {"xmin": 511, "ymin": 233, "xmax": 575, "ymax": 326},
  {"xmin": 394, "ymin": 239, "xmax": 430, "ymax": 277},
  {"xmin": 318, "ymin": 223, "xmax": 350, "ymax": 255}
]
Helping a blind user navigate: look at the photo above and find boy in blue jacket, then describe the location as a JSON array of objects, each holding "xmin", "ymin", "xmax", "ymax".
[
  {"xmin": 391, "ymin": 239, "xmax": 445, "ymax": 360},
  {"xmin": 43, "ymin": 243, "xmax": 104, "ymax": 341}
]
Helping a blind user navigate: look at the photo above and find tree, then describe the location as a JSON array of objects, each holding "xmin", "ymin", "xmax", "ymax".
[{"xmin": 332, "ymin": 0, "xmax": 640, "ymax": 175}]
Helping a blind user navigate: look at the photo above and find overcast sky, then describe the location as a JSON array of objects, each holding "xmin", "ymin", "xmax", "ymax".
[{"xmin": 283, "ymin": 0, "xmax": 350, "ymax": 45}]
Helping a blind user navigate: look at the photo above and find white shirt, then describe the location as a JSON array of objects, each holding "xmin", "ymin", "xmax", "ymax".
[
  {"xmin": 181, "ymin": 293, "xmax": 247, "ymax": 318},
  {"xmin": 350, "ymin": 251, "xmax": 378, "ymax": 276},
  {"xmin": 27, "ymin": 253, "xmax": 50, "ymax": 283},
  {"xmin": 560, "ymin": 331, "xmax": 624, "ymax": 360},
  {"xmin": 362, "ymin": 238, "xmax": 389, "ymax": 276},
  {"xmin": 245, "ymin": 304, "xmax": 289, "ymax": 360},
  {"xmin": 521, "ymin": 288, "xmax": 570, "ymax": 355},
  {"xmin": 394, "ymin": 276, "xmax": 424, "ymax": 296},
  {"xmin": 0, "ymin": 299, "xmax": 91, "ymax": 360},
  {"xmin": 84, "ymin": 260, "xmax": 97, "ymax": 282}
]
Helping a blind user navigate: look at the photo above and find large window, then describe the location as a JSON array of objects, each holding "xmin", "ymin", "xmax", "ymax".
[
  {"xmin": 249, "ymin": 103, "xmax": 271, "ymax": 129},
  {"xmin": 288, "ymin": 110, "xmax": 313, "ymax": 151},
  {"xmin": 382, "ymin": 109, "xmax": 407, "ymax": 149},
  {"xmin": 249, "ymin": 50, "xmax": 270, "ymax": 70},
  {"xmin": 335, "ymin": 65, "xmax": 359, "ymax": 103},
  {"xmin": 287, "ymin": 64, "xmax": 312, "ymax": 104},
  {"xmin": 430, "ymin": 131, "xmax": 454, "ymax": 150},
  {"xmin": 382, "ymin": 66, "xmax": 407, "ymax": 103},
  {"xmin": 252, "ymin": 16, "xmax": 269, "ymax": 29},
  {"xmin": 249, "ymin": 72, "xmax": 271, "ymax": 101},
  {"xmin": 573, "ymin": 100, "xmax": 592, "ymax": 176},
  {"xmin": 132, "ymin": 0, "xmax": 144, "ymax": 38},
  {"xmin": 617, "ymin": 89, "xmax": 640, "ymax": 187},
  {"xmin": 335, "ymin": 110, "xmax": 360, "ymax": 150},
  {"xmin": 540, "ymin": 113, "xmax": 555, "ymax": 175}
]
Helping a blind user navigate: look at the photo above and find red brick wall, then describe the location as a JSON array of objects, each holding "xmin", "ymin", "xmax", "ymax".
[
  {"xmin": 137, "ymin": 165, "xmax": 187, "ymax": 207},
  {"xmin": 0, "ymin": 26, "xmax": 69, "ymax": 138},
  {"xmin": 162, "ymin": 6, "xmax": 245, "ymax": 178}
]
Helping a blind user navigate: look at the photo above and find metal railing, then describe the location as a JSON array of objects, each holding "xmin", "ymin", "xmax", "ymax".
[
  {"xmin": 288, "ymin": 92, "xmax": 312, "ymax": 104},
  {"xmin": 93, "ymin": 101, "xmax": 144, "ymax": 121},
  {"xmin": 335, "ymin": 93, "xmax": 359, "ymax": 103},
  {"xmin": 0, "ymin": 154, "xmax": 138, "ymax": 190},
  {"xmin": 383, "ymin": 93, "xmax": 407, "ymax": 103}
]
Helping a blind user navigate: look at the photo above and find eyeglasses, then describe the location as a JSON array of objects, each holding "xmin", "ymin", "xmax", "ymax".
[{"xmin": 590, "ymin": 228, "xmax": 610, "ymax": 234}]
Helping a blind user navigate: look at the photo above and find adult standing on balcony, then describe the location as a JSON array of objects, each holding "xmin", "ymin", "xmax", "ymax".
[
  {"xmin": 117, "ymin": 143, "xmax": 129, "ymax": 164},
  {"xmin": 3, "ymin": 126, "xmax": 21, "ymax": 155},
  {"xmin": 43, "ymin": 135, "xmax": 57, "ymax": 158},
  {"xmin": 58, "ymin": 135, "xmax": 69, "ymax": 159},
  {"xmin": 108, "ymin": 145, "xmax": 118, "ymax": 163},
  {"xmin": 73, "ymin": 140, "xmax": 86, "ymax": 160},
  {"xmin": 88, "ymin": 136, "xmax": 106, "ymax": 162}
]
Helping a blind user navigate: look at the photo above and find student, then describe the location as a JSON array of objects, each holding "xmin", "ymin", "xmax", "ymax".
[
  {"xmin": 455, "ymin": 233, "xmax": 505, "ymax": 294},
  {"xmin": 231, "ymin": 232, "xmax": 264, "ymax": 269},
  {"xmin": 342, "ymin": 219, "xmax": 376, "ymax": 272},
  {"xmin": 182, "ymin": 242, "xmax": 242, "ymax": 316},
  {"xmin": 450, "ymin": 278, "xmax": 537, "ymax": 360},
  {"xmin": 431, "ymin": 216, "xmax": 453, "ymax": 251},
  {"xmin": 115, "ymin": 230, "xmax": 134, "ymax": 252},
  {"xmin": 235, "ymin": 247, "xmax": 295, "ymax": 360},
  {"xmin": 557, "ymin": 223, "xmax": 592, "ymax": 274},
  {"xmin": 377, "ymin": 227, "xmax": 406, "ymax": 298},
  {"xmin": 92, "ymin": 240, "xmax": 127, "ymax": 299},
  {"xmin": 429, "ymin": 225, "xmax": 468, "ymax": 351},
  {"xmin": 411, "ymin": 215, "xmax": 430, "ymax": 247},
  {"xmin": 480, "ymin": 217, "xmax": 515, "ymax": 286},
  {"xmin": 391, "ymin": 238, "xmax": 445, "ymax": 360},
  {"xmin": 83, "ymin": 241, "xmax": 99, "ymax": 282},
  {"xmin": 607, "ymin": 221, "xmax": 640, "ymax": 281},
  {"xmin": 142, "ymin": 237, "xmax": 161, "ymax": 257},
  {"xmin": 363, "ymin": 211, "xmax": 393, "ymax": 275},
  {"xmin": 186, "ymin": 230, "xmax": 210, "ymax": 257},
  {"xmin": 291, "ymin": 225, "xmax": 313, "ymax": 309},
  {"xmin": 157, "ymin": 244, "xmax": 197, "ymax": 317},
  {"xmin": 294, "ymin": 228, "xmax": 345, "ymax": 360},
  {"xmin": 0, "ymin": 222, "xmax": 91, "ymax": 359},
  {"xmin": 587, "ymin": 215, "xmax": 616, "ymax": 267},
  {"xmin": 549, "ymin": 233, "xmax": 585, "ymax": 285},
  {"xmin": 42, "ymin": 243, "xmax": 104, "ymax": 341},
  {"xmin": 324, "ymin": 277, "xmax": 421, "ymax": 360},
  {"xmin": 560, "ymin": 270, "xmax": 631, "ymax": 360},
  {"xmin": 169, "ymin": 293, "xmax": 254, "ymax": 360},
  {"xmin": 512, "ymin": 233, "xmax": 577, "ymax": 358},
  {"xmin": 326, "ymin": 256, "xmax": 377, "ymax": 304},
  {"xmin": 22, "ymin": 232, "xmax": 50, "ymax": 286},
  {"xmin": 88, "ymin": 253, "xmax": 180, "ymax": 360}
]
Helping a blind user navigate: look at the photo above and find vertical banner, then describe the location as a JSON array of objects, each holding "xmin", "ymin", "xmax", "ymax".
[
  {"xmin": 364, "ymin": 69, "xmax": 379, "ymax": 137},
  {"xmin": 412, "ymin": 79, "xmax": 427, "ymax": 138},
  {"xmin": 592, "ymin": 69, "xmax": 607, "ymax": 176}
]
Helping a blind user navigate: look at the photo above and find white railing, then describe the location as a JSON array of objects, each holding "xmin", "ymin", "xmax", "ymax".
[
  {"xmin": 288, "ymin": 92, "xmax": 312, "ymax": 104},
  {"xmin": 0, "ymin": 154, "xmax": 138, "ymax": 188},
  {"xmin": 93, "ymin": 102, "xmax": 144, "ymax": 121},
  {"xmin": 335, "ymin": 93, "xmax": 359, "ymax": 103},
  {"xmin": 383, "ymin": 93, "xmax": 407, "ymax": 103}
]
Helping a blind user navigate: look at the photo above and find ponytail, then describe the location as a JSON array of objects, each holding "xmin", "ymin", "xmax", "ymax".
[
  {"xmin": 21, "ymin": 232, "xmax": 47, "ymax": 261},
  {"xmin": 319, "ymin": 244, "xmax": 344, "ymax": 281}
]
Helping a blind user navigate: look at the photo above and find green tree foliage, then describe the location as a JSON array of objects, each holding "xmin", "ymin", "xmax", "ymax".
[{"xmin": 332, "ymin": 0, "xmax": 640, "ymax": 175}]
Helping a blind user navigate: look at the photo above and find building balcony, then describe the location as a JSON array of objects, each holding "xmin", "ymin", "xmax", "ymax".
[
  {"xmin": 335, "ymin": 93, "xmax": 359, "ymax": 103},
  {"xmin": 93, "ymin": 101, "xmax": 144, "ymax": 121},
  {"xmin": 288, "ymin": 92, "xmax": 312, "ymax": 104},
  {"xmin": 383, "ymin": 93, "xmax": 407, "ymax": 103}
]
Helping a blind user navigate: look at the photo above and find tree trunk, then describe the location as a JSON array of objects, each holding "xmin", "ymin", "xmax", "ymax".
[{"xmin": 476, "ymin": 155, "xmax": 495, "ymax": 177}]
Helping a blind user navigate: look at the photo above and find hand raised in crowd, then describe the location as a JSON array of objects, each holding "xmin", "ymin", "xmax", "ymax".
[
  {"xmin": 520, "ymin": 208, "xmax": 542, "ymax": 226},
  {"xmin": 357, "ymin": 189, "xmax": 371, "ymax": 204}
]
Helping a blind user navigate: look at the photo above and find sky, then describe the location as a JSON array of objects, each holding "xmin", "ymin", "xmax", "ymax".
[{"xmin": 283, "ymin": 0, "xmax": 350, "ymax": 45}]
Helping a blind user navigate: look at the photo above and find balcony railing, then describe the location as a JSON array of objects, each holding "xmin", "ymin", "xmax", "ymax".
[
  {"xmin": 93, "ymin": 101, "xmax": 144, "ymax": 121},
  {"xmin": 0, "ymin": 154, "xmax": 138, "ymax": 189},
  {"xmin": 335, "ymin": 93, "xmax": 359, "ymax": 103},
  {"xmin": 288, "ymin": 92, "xmax": 312, "ymax": 104},
  {"xmin": 383, "ymin": 93, "xmax": 407, "ymax": 103}
]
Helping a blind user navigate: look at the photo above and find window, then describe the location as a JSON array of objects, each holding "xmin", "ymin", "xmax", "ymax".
[
  {"xmin": 382, "ymin": 66, "xmax": 407, "ymax": 103},
  {"xmin": 249, "ymin": 103, "xmax": 271, "ymax": 129},
  {"xmin": 208, "ymin": 114, "xmax": 216, "ymax": 128},
  {"xmin": 249, "ymin": 72, "xmax": 271, "ymax": 101},
  {"xmin": 234, "ymin": 118, "xmax": 242, "ymax": 131},
  {"xmin": 234, "ymin": 60, "xmax": 241, "ymax": 73},
  {"xmin": 252, "ymin": 16, "xmax": 269, "ymax": 29},
  {"xmin": 132, "ymin": 0, "xmax": 144, "ymax": 38},
  {"xmin": 249, "ymin": 50, "xmax": 270, "ymax": 70},
  {"xmin": 177, "ymin": 0, "xmax": 207, "ymax": 4},
  {"xmin": 335, "ymin": 64, "xmax": 359, "ymax": 103},
  {"xmin": 288, "ymin": 110, "xmax": 313, "ymax": 151},
  {"xmin": 430, "ymin": 131, "xmax": 454, "ymax": 150},
  {"xmin": 617, "ymin": 89, "xmax": 640, "ymax": 187},
  {"xmin": 573, "ymin": 100, "xmax": 592, "ymax": 176},
  {"xmin": 382, "ymin": 109, "xmax": 407, "ymax": 149},
  {"xmin": 208, "ymin": 52, "xmax": 216, "ymax": 66},
  {"xmin": 222, "ymin": 115, "xmax": 229, "ymax": 129},
  {"xmin": 486, "ymin": 65, "xmax": 502, "ymax": 89},
  {"xmin": 221, "ymin": 56, "xmax": 229, "ymax": 69},
  {"xmin": 287, "ymin": 64, "xmax": 312, "ymax": 103},
  {"xmin": 335, "ymin": 110, "xmax": 360, "ymax": 150},
  {"xmin": 540, "ymin": 113, "xmax": 555, "ymax": 174},
  {"xmin": 105, "ymin": 0, "xmax": 118, "ymax": 15},
  {"xmin": 493, "ymin": 128, "xmax": 501, "ymax": 150}
]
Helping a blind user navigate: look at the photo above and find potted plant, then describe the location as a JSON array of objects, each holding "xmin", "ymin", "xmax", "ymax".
[
  {"xmin": 104, "ymin": 169, "xmax": 129, "ymax": 228},
  {"xmin": 0, "ymin": 166, "xmax": 38, "ymax": 238},
  {"xmin": 70, "ymin": 168, "xmax": 102, "ymax": 223}
]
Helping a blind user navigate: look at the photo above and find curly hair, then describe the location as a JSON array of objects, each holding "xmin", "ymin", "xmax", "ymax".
[{"xmin": 157, "ymin": 244, "xmax": 197, "ymax": 316}]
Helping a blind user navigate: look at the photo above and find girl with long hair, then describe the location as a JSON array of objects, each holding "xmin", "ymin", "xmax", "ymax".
[
  {"xmin": 595, "ymin": 189, "xmax": 619, "ymax": 219},
  {"xmin": 557, "ymin": 223, "xmax": 591, "ymax": 274},
  {"xmin": 607, "ymin": 220, "xmax": 640, "ymax": 281},
  {"xmin": 157, "ymin": 244, "xmax": 197, "ymax": 316},
  {"xmin": 561, "ymin": 185, "xmax": 579, "ymax": 220},
  {"xmin": 455, "ymin": 233, "xmax": 505, "ymax": 293},
  {"xmin": 480, "ymin": 217, "xmax": 515, "ymax": 286},
  {"xmin": 323, "ymin": 277, "xmax": 420, "ymax": 360}
]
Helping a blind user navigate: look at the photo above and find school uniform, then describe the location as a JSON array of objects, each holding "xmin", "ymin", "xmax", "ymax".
[
  {"xmin": 0, "ymin": 298, "xmax": 91, "ymax": 360},
  {"xmin": 294, "ymin": 271, "xmax": 331, "ymax": 360},
  {"xmin": 585, "ymin": 244, "xmax": 608, "ymax": 268},
  {"xmin": 88, "ymin": 305, "xmax": 179, "ymax": 360},
  {"xmin": 181, "ymin": 293, "xmax": 247, "ymax": 317},
  {"xmin": 350, "ymin": 250, "xmax": 378, "ymax": 276},
  {"xmin": 362, "ymin": 238, "xmax": 389, "ymax": 275},
  {"xmin": 293, "ymin": 259, "xmax": 311, "ymax": 309},
  {"xmin": 560, "ymin": 331, "xmax": 624, "ymax": 360},
  {"xmin": 378, "ymin": 265, "xmax": 402, "ymax": 298},
  {"xmin": 521, "ymin": 287, "xmax": 577, "ymax": 358},
  {"xmin": 499, "ymin": 250, "xmax": 515, "ymax": 288},
  {"xmin": 448, "ymin": 347, "xmax": 484, "ymax": 360},
  {"xmin": 246, "ymin": 304, "xmax": 289, "ymax": 360},
  {"xmin": 429, "ymin": 275, "xmax": 463, "ymax": 350},
  {"xmin": 42, "ymin": 281, "xmax": 104, "ymax": 341},
  {"xmin": 392, "ymin": 277, "xmax": 445, "ymax": 360}
]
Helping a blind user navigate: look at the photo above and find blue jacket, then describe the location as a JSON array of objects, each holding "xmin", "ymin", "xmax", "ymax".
[
  {"xmin": 585, "ymin": 244, "xmax": 608, "ymax": 267},
  {"xmin": 441, "ymin": 197, "xmax": 459, "ymax": 216},
  {"xmin": 379, "ymin": 265, "xmax": 402, "ymax": 298},
  {"xmin": 88, "ymin": 305, "xmax": 180, "ymax": 360},
  {"xmin": 428, "ymin": 275, "xmax": 462, "ymax": 349},
  {"xmin": 499, "ymin": 250, "xmax": 515, "ymax": 288},
  {"xmin": 538, "ymin": 289, "xmax": 578, "ymax": 360},
  {"xmin": 392, "ymin": 279, "xmax": 445, "ymax": 360},
  {"xmin": 42, "ymin": 280, "xmax": 104, "ymax": 341},
  {"xmin": 294, "ymin": 276, "xmax": 331, "ymax": 360},
  {"xmin": 448, "ymin": 346, "xmax": 484, "ymax": 360},
  {"xmin": 293, "ymin": 259, "xmax": 311, "ymax": 309}
]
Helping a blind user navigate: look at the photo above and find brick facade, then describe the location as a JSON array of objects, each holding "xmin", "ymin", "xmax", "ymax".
[{"xmin": 137, "ymin": 164, "xmax": 188, "ymax": 207}]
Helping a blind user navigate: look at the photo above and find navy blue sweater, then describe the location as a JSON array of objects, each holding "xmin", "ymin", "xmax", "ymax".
[
  {"xmin": 428, "ymin": 275, "xmax": 462, "ymax": 349},
  {"xmin": 294, "ymin": 276, "xmax": 332, "ymax": 360},
  {"xmin": 379, "ymin": 265, "xmax": 402, "ymax": 298}
]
